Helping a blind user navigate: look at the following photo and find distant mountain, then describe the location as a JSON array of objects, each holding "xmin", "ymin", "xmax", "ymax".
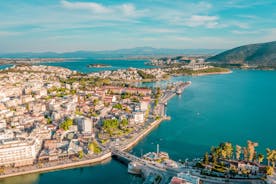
[
  {"xmin": 0, "ymin": 47, "xmax": 223, "ymax": 58},
  {"xmin": 207, "ymin": 41, "xmax": 276, "ymax": 65}
]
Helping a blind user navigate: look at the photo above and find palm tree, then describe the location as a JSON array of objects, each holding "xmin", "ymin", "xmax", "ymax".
[
  {"xmin": 272, "ymin": 150, "xmax": 276, "ymax": 168},
  {"xmin": 247, "ymin": 140, "xmax": 258, "ymax": 162},
  {"xmin": 236, "ymin": 145, "xmax": 241, "ymax": 160},
  {"xmin": 257, "ymin": 154, "xmax": 264, "ymax": 164},
  {"xmin": 243, "ymin": 147, "xmax": 248, "ymax": 161},
  {"xmin": 224, "ymin": 142, "xmax": 233, "ymax": 159},
  {"xmin": 266, "ymin": 148, "xmax": 273, "ymax": 166}
]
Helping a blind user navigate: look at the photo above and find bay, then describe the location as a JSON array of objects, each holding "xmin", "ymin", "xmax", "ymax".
[
  {"xmin": 40, "ymin": 59, "xmax": 154, "ymax": 73},
  {"xmin": 1, "ymin": 66, "xmax": 276, "ymax": 184}
]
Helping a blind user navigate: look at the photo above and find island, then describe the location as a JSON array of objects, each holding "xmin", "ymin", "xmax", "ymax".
[{"xmin": 87, "ymin": 63, "xmax": 111, "ymax": 68}]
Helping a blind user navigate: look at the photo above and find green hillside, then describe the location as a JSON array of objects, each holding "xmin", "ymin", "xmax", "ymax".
[{"xmin": 207, "ymin": 41, "xmax": 276, "ymax": 66}]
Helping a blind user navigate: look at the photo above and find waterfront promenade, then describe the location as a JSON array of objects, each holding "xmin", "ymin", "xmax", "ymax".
[
  {"xmin": 0, "ymin": 117, "xmax": 165, "ymax": 179},
  {"xmin": 0, "ymin": 82, "xmax": 184, "ymax": 179}
]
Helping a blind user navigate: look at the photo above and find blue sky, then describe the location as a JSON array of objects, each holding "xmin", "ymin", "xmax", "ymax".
[{"xmin": 0, "ymin": 0, "xmax": 275, "ymax": 52}]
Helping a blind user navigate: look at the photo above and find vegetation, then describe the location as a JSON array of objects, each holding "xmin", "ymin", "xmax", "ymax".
[
  {"xmin": 46, "ymin": 117, "xmax": 52, "ymax": 124},
  {"xmin": 266, "ymin": 166, "xmax": 274, "ymax": 175},
  {"xmin": 121, "ymin": 92, "xmax": 131, "ymax": 99},
  {"xmin": 113, "ymin": 103, "xmax": 123, "ymax": 110},
  {"xmin": 200, "ymin": 140, "xmax": 276, "ymax": 178},
  {"xmin": 137, "ymin": 70, "xmax": 155, "ymax": 79},
  {"xmin": 103, "ymin": 119, "xmax": 119, "ymax": 131},
  {"xmin": 88, "ymin": 141, "xmax": 102, "ymax": 154},
  {"xmin": 0, "ymin": 167, "xmax": 4, "ymax": 174},
  {"xmin": 168, "ymin": 67, "xmax": 230, "ymax": 76},
  {"xmin": 266, "ymin": 148, "xmax": 276, "ymax": 167},
  {"xmin": 120, "ymin": 118, "xmax": 128, "ymax": 127},
  {"xmin": 207, "ymin": 41, "xmax": 276, "ymax": 66},
  {"xmin": 78, "ymin": 150, "xmax": 84, "ymax": 159},
  {"xmin": 131, "ymin": 97, "xmax": 140, "ymax": 103},
  {"xmin": 59, "ymin": 118, "xmax": 73, "ymax": 131}
]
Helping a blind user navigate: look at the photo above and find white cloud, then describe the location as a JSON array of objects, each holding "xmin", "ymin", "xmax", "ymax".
[
  {"xmin": 231, "ymin": 30, "xmax": 260, "ymax": 35},
  {"xmin": 61, "ymin": 0, "xmax": 109, "ymax": 13},
  {"xmin": 231, "ymin": 22, "xmax": 250, "ymax": 29},
  {"xmin": 185, "ymin": 15, "xmax": 219, "ymax": 28},
  {"xmin": 60, "ymin": 0, "xmax": 143, "ymax": 17},
  {"xmin": 142, "ymin": 28, "xmax": 180, "ymax": 33}
]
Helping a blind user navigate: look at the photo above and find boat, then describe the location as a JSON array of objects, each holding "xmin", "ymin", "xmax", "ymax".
[
  {"xmin": 176, "ymin": 88, "xmax": 182, "ymax": 95},
  {"xmin": 128, "ymin": 161, "xmax": 142, "ymax": 175}
]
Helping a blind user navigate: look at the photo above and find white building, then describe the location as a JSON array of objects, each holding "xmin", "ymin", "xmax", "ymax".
[
  {"xmin": 0, "ymin": 138, "xmax": 40, "ymax": 167},
  {"xmin": 0, "ymin": 120, "xmax": 7, "ymax": 130},
  {"xmin": 75, "ymin": 117, "xmax": 93, "ymax": 134},
  {"xmin": 0, "ymin": 129, "xmax": 14, "ymax": 140},
  {"xmin": 133, "ymin": 111, "xmax": 144, "ymax": 124},
  {"xmin": 139, "ymin": 101, "xmax": 149, "ymax": 111},
  {"xmin": 238, "ymin": 162, "xmax": 259, "ymax": 174}
]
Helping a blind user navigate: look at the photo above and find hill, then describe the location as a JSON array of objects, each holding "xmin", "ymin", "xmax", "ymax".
[
  {"xmin": 207, "ymin": 41, "xmax": 276, "ymax": 66},
  {"xmin": 0, "ymin": 47, "xmax": 222, "ymax": 59}
]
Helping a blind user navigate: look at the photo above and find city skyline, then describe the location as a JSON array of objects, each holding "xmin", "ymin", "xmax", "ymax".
[{"xmin": 0, "ymin": 0, "xmax": 276, "ymax": 52}]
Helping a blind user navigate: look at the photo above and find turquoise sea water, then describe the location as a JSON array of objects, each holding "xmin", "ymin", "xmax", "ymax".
[
  {"xmin": 0, "ymin": 64, "xmax": 12, "ymax": 70},
  {"xmin": 40, "ymin": 59, "xmax": 154, "ymax": 73},
  {"xmin": 0, "ymin": 67, "xmax": 275, "ymax": 184}
]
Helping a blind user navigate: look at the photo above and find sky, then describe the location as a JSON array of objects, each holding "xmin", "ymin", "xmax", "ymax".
[{"xmin": 0, "ymin": 0, "xmax": 275, "ymax": 52}]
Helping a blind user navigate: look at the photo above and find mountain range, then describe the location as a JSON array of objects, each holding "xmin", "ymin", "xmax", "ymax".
[
  {"xmin": 0, "ymin": 47, "xmax": 223, "ymax": 59},
  {"xmin": 207, "ymin": 41, "xmax": 276, "ymax": 66}
]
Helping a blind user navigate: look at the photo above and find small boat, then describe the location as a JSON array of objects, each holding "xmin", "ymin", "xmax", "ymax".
[
  {"xmin": 128, "ymin": 162, "xmax": 142, "ymax": 175},
  {"xmin": 176, "ymin": 88, "xmax": 182, "ymax": 95}
]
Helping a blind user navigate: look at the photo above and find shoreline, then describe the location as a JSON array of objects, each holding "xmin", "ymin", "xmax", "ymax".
[
  {"xmin": 0, "ymin": 117, "xmax": 168, "ymax": 179},
  {"xmin": 191, "ymin": 70, "xmax": 232, "ymax": 76}
]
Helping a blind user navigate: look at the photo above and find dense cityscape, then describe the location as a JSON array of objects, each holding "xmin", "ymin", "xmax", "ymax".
[{"xmin": 0, "ymin": 0, "xmax": 276, "ymax": 184}]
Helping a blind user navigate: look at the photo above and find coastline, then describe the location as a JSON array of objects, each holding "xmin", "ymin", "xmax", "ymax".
[
  {"xmin": 191, "ymin": 70, "xmax": 232, "ymax": 76},
  {"xmin": 0, "ymin": 117, "xmax": 167, "ymax": 179}
]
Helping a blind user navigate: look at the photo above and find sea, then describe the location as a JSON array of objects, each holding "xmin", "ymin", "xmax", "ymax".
[{"xmin": 0, "ymin": 60, "xmax": 275, "ymax": 184}]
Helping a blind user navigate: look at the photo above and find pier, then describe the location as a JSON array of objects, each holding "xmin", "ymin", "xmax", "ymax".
[{"xmin": 111, "ymin": 149, "xmax": 171, "ymax": 184}]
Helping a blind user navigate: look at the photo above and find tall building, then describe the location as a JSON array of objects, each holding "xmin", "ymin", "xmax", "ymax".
[{"xmin": 75, "ymin": 116, "xmax": 93, "ymax": 134}]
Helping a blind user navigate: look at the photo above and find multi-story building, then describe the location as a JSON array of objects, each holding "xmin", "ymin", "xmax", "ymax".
[
  {"xmin": 0, "ymin": 138, "xmax": 40, "ymax": 167},
  {"xmin": 75, "ymin": 116, "xmax": 93, "ymax": 134},
  {"xmin": 133, "ymin": 111, "xmax": 145, "ymax": 124}
]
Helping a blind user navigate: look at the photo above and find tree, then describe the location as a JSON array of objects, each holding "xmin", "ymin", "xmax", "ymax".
[
  {"xmin": 266, "ymin": 148, "xmax": 273, "ymax": 166},
  {"xmin": 113, "ymin": 103, "xmax": 123, "ymax": 110},
  {"xmin": 0, "ymin": 167, "xmax": 4, "ymax": 174},
  {"xmin": 221, "ymin": 142, "xmax": 233, "ymax": 159},
  {"xmin": 212, "ymin": 152, "xmax": 218, "ymax": 165},
  {"xmin": 221, "ymin": 149, "xmax": 227, "ymax": 159},
  {"xmin": 243, "ymin": 147, "xmax": 249, "ymax": 161},
  {"xmin": 265, "ymin": 166, "xmax": 274, "ymax": 175},
  {"xmin": 247, "ymin": 140, "xmax": 258, "ymax": 162},
  {"xmin": 78, "ymin": 150, "xmax": 84, "ymax": 159},
  {"xmin": 257, "ymin": 154, "xmax": 264, "ymax": 164},
  {"xmin": 93, "ymin": 99, "xmax": 99, "ymax": 105},
  {"xmin": 121, "ymin": 118, "xmax": 128, "ymax": 127},
  {"xmin": 236, "ymin": 145, "xmax": 242, "ymax": 160},
  {"xmin": 273, "ymin": 150, "xmax": 276, "ymax": 168},
  {"xmin": 203, "ymin": 152, "xmax": 209, "ymax": 165},
  {"xmin": 88, "ymin": 141, "xmax": 102, "ymax": 154},
  {"xmin": 59, "ymin": 118, "xmax": 73, "ymax": 131}
]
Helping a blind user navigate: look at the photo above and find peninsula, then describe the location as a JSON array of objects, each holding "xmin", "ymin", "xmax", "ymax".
[
  {"xmin": 89, "ymin": 57, "xmax": 231, "ymax": 82},
  {"xmin": 0, "ymin": 64, "xmax": 189, "ymax": 179}
]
